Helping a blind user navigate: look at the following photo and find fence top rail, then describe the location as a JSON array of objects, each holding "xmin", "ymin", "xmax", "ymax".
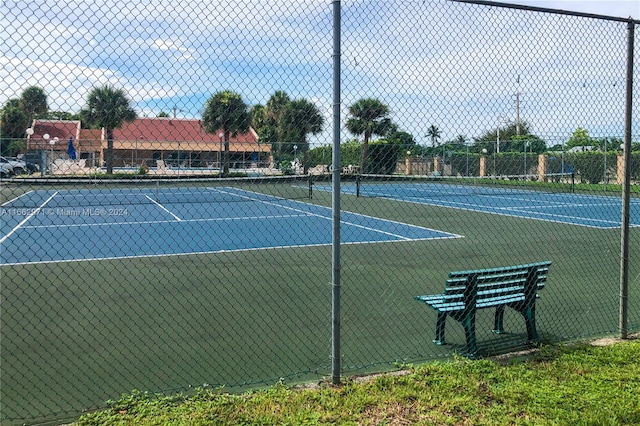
[{"xmin": 450, "ymin": 0, "xmax": 640, "ymax": 24}]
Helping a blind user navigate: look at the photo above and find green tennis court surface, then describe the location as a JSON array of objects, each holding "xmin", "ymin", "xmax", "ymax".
[
  {"xmin": 1, "ymin": 178, "xmax": 638, "ymax": 424},
  {"xmin": 315, "ymin": 177, "xmax": 639, "ymax": 229}
]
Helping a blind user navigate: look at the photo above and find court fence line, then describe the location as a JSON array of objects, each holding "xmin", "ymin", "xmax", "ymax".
[{"xmin": 0, "ymin": 1, "xmax": 638, "ymax": 424}]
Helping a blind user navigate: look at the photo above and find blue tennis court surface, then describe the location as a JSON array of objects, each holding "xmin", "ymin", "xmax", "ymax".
[
  {"xmin": 315, "ymin": 181, "xmax": 640, "ymax": 229},
  {"xmin": 0, "ymin": 187, "xmax": 460, "ymax": 265}
]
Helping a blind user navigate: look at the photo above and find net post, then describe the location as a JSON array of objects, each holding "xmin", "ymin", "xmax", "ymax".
[
  {"xmin": 308, "ymin": 174, "xmax": 313, "ymax": 199},
  {"xmin": 356, "ymin": 174, "xmax": 361, "ymax": 197},
  {"xmin": 571, "ymin": 172, "xmax": 575, "ymax": 193}
]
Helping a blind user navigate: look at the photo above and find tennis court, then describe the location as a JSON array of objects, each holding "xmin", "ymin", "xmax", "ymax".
[
  {"xmin": 2, "ymin": 176, "xmax": 638, "ymax": 423},
  {"xmin": 315, "ymin": 178, "xmax": 640, "ymax": 229},
  {"xmin": 0, "ymin": 185, "xmax": 460, "ymax": 265}
]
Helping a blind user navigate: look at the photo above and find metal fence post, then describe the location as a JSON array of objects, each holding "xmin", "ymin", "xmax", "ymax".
[
  {"xmin": 619, "ymin": 19, "xmax": 635, "ymax": 340},
  {"xmin": 331, "ymin": 0, "xmax": 342, "ymax": 385}
]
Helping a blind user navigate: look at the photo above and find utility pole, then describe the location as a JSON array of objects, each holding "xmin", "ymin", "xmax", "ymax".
[
  {"xmin": 515, "ymin": 92, "xmax": 521, "ymax": 136},
  {"xmin": 172, "ymin": 106, "xmax": 184, "ymax": 118}
]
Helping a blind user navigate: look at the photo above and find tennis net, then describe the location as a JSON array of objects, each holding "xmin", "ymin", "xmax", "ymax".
[
  {"xmin": 1, "ymin": 175, "xmax": 315, "ymax": 209},
  {"xmin": 354, "ymin": 173, "xmax": 575, "ymax": 199}
]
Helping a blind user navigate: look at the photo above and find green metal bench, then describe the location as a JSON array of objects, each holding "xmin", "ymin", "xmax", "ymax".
[{"xmin": 415, "ymin": 261, "xmax": 552, "ymax": 358}]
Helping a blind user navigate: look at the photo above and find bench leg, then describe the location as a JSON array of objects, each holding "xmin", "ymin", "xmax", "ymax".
[
  {"xmin": 462, "ymin": 314, "xmax": 478, "ymax": 359},
  {"xmin": 433, "ymin": 312, "xmax": 447, "ymax": 345},
  {"xmin": 493, "ymin": 305, "xmax": 505, "ymax": 334},
  {"xmin": 521, "ymin": 305, "xmax": 539, "ymax": 344}
]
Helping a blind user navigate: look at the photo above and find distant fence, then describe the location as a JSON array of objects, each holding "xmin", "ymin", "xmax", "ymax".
[{"xmin": 1, "ymin": 0, "xmax": 638, "ymax": 424}]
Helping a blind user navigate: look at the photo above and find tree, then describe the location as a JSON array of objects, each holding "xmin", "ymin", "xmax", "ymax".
[
  {"xmin": 473, "ymin": 121, "xmax": 545, "ymax": 154},
  {"xmin": 84, "ymin": 85, "xmax": 137, "ymax": 174},
  {"xmin": 426, "ymin": 125, "xmax": 441, "ymax": 147},
  {"xmin": 278, "ymin": 98, "xmax": 324, "ymax": 174},
  {"xmin": 386, "ymin": 131, "xmax": 415, "ymax": 147},
  {"xmin": 19, "ymin": 86, "xmax": 48, "ymax": 123},
  {"xmin": 453, "ymin": 135, "xmax": 467, "ymax": 148},
  {"xmin": 566, "ymin": 127, "xmax": 592, "ymax": 149},
  {"xmin": 0, "ymin": 105, "xmax": 29, "ymax": 155},
  {"xmin": 201, "ymin": 90, "xmax": 250, "ymax": 177},
  {"xmin": 0, "ymin": 88, "xmax": 48, "ymax": 155},
  {"xmin": 371, "ymin": 130, "xmax": 415, "ymax": 174},
  {"xmin": 265, "ymin": 91, "xmax": 291, "ymax": 124},
  {"xmin": 4, "ymin": 98, "xmax": 21, "ymax": 109},
  {"xmin": 157, "ymin": 111, "xmax": 170, "ymax": 118},
  {"xmin": 346, "ymin": 98, "xmax": 393, "ymax": 173},
  {"xmin": 251, "ymin": 91, "xmax": 292, "ymax": 160},
  {"xmin": 511, "ymin": 134, "xmax": 546, "ymax": 154}
]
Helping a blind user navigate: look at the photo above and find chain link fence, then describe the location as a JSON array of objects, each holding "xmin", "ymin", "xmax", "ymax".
[{"xmin": 1, "ymin": 0, "xmax": 638, "ymax": 423}]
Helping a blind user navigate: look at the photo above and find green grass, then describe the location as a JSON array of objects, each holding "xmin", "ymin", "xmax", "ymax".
[{"xmin": 73, "ymin": 340, "xmax": 640, "ymax": 425}]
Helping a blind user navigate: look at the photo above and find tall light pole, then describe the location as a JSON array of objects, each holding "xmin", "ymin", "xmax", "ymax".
[
  {"xmin": 561, "ymin": 139, "xmax": 565, "ymax": 176},
  {"xmin": 524, "ymin": 140, "xmax": 529, "ymax": 177},
  {"xmin": 604, "ymin": 138, "xmax": 608, "ymax": 191},
  {"xmin": 51, "ymin": 137, "xmax": 59, "ymax": 158},
  {"xmin": 496, "ymin": 116, "xmax": 509, "ymax": 154},
  {"xmin": 43, "ymin": 133, "xmax": 50, "ymax": 174},
  {"xmin": 49, "ymin": 136, "xmax": 58, "ymax": 175},
  {"xmin": 466, "ymin": 141, "xmax": 470, "ymax": 176},
  {"xmin": 495, "ymin": 117, "xmax": 509, "ymax": 177},
  {"xmin": 218, "ymin": 132, "xmax": 223, "ymax": 177}
]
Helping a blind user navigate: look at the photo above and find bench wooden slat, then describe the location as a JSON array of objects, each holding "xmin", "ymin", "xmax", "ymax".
[
  {"xmin": 415, "ymin": 261, "xmax": 551, "ymax": 358},
  {"xmin": 426, "ymin": 303, "xmax": 466, "ymax": 312},
  {"xmin": 476, "ymin": 295, "xmax": 524, "ymax": 308},
  {"xmin": 451, "ymin": 261, "xmax": 550, "ymax": 274}
]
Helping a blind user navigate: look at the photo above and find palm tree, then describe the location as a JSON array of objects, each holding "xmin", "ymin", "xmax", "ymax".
[
  {"xmin": 19, "ymin": 86, "xmax": 48, "ymax": 123},
  {"xmin": 201, "ymin": 90, "xmax": 250, "ymax": 177},
  {"xmin": 426, "ymin": 125, "xmax": 441, "ymax": 147},
  {"xmin": 260, "ymin": 91, "xmax": 292, "ymax": 158},
  {"xmin": 346, "ymin": 98, "xmax": 393, "ymax": 173},
  {"xmin": 265, "ymin": 91, "xmax": 291, "ymax": 123},
  {"xmin": 278, "ymin": 99, "xmax": 324, "ymax": 174},
  {"xmin": 85, "ymin": 85, "xmax": 137, "ymax": 174}
]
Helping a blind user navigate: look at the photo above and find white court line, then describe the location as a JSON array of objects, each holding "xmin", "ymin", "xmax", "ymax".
[
  {"xmin": 373, "ymin": 194, "xmax": 627, "ymax": 229},
  {"xmin": 20, "ymin": 213, "xmax": 309, "ymax": 229},
  {"xmin": 1, "ymin": 190, "xmax": 35, "ymax": 207},
  {"xmin": 1, "ymin": 188, "xmax": 462, "ymax": 266},
  {"xmin": 216, "ymin": 187, "xmax": 463, "ymax": 240},
  {"xmin": 0, "ymin": 236, "xmax": 458, "ymax": 267},
  {"xmin": 144, "ymin": 195, "xmax": 182, "ymax": 221},
  {"xmin": 0, "ymin": 191, "xmax": 58, "ymax": 244},
  {"xmin": 385, "ymin": 190, "xmax": 632, "ymax": 228}
]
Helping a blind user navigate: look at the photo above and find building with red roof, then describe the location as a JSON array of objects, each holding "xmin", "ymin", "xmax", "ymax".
[{"xmin": 27, "ymin": 118, "xmax": 270, "ymax": 170}]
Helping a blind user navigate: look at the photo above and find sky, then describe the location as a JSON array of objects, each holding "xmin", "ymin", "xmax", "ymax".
[
  {"xmin": 1, "ymin": 0, "xmax": 638, "ymax": 147},
  {"xmin": 498, "ymin": 1, "xmax": 638, "ymax": 20}
]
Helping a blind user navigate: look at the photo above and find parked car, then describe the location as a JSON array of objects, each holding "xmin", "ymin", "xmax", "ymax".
[
  {"xmin": 0, "ymin": 161, "xmax": 12, "ymax": 178},
  {"xmin": 16, "ymin": 153, "xmax": 40, "ymax": 174},
  {"xmin": 0, "ymin": 156, "xmax": 28, "ymax": 176}
]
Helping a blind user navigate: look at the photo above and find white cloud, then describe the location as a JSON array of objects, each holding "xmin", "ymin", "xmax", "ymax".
[
  {"xmin": 0, "ymin": 56, "xmax": 117, "ymax": 110},
  {"xmin": 1, "ymin": 0, "xmax": 637, "ymax": 143}
]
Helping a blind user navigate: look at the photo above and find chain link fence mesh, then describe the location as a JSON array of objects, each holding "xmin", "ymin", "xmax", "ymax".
[{"xmin": 1, "ymin": 0, "xmax": 638, "ymax": 423}]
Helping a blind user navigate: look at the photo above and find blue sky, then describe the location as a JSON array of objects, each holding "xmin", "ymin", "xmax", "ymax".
[{"xmin": 1, "ymin": 0, "xmax": 638, "ymax": 147}]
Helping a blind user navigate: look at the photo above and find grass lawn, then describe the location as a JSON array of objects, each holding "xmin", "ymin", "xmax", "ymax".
[{"xmin": 73, "ymin": 339, "xmax": 640, "ymax": 426}]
